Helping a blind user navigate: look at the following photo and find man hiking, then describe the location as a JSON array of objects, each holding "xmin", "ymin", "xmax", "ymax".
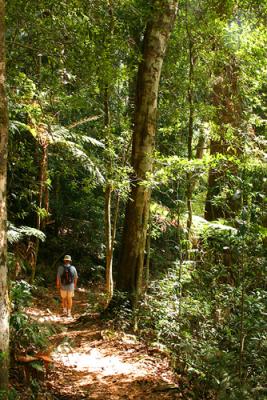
[{"xmin": 56, "ymin": 255, "xmax": 78, "ymax": 317}]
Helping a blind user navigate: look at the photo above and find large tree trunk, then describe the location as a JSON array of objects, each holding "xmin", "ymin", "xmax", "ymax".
[
  {"xmin": 0, "ymin": 0, "xmax": 9, "ymax": 393},
  {"xmin": 117, "ymin": 0, "xmax": 178, "ymax": 305}
]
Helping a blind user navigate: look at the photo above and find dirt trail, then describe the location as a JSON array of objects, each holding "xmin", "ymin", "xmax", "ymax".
[{"xmin": 24, "ymin": 286, "xmax": 181, "ymax": 399}]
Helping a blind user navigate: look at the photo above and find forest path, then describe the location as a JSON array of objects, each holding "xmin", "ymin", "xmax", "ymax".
[{"xmin": 25, "ymin": 286, "xmax": 182, "ymax": 400}]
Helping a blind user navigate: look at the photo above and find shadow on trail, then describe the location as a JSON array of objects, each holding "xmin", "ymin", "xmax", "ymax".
[{"xmin": 25, "ymin": 286, "xmax": 181, "ymax": 399}]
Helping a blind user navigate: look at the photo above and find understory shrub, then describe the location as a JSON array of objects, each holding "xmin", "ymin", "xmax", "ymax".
[
  {"xmin": 10, "ymin": 280, "xmax": 54, "ymax": 358},
  {"xmin": 137, "ymin": 225, "xmax": 266, "ymax": 400}
]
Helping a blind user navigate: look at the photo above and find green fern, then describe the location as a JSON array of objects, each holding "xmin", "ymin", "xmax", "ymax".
[
  {"xmin": 7, "ymin": 223, "xmax": 46, "ymax": 244},
  {"xmin": 9, "ymin": 120, "xmax": 37, "ymax": 137},
  {"xmin": 50, "ymin": 125, "xmax": 105, "ymax": 183}
]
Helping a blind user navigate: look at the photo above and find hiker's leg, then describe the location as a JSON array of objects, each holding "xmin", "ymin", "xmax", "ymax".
[
  {"xmin": 66, "ymin": 291, "xmax": 74, "ymax": 316},
  {"xmin": 67, "ymin": 296, "xmax": 72, "ymax": 310},
  {"xmin": 60, "ymin": 290, "xmax": 68, "ymax": 313}
]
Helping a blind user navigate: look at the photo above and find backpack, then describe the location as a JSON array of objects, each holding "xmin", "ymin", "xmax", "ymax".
[{"xmin": 61, "ymin": 265, "xmax": 75, "ymax": 285}]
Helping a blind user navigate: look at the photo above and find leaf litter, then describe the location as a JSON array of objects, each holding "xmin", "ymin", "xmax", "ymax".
[{"xmin": 12, "ymin": 286, "xmax": 183, "ymax": 399}]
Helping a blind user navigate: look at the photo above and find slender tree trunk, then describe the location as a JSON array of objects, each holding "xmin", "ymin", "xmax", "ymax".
[
  {"xmin": 41, "ymin": 141, "xmax": 49, "ymax": 230},
  {"xmin": 55, "ymin": 174, "xmax": 61, "ymax": 236},
  {"xmin": 186, "ymin": 32, "xmax": 194, "ymax": 237},
  {"xmin": 32, "ymin": 133, "xmax": 48, "ymax": 282},
  {"xmin": 195, "ymin": 130, "xmax": 205, "ymax": 159},
  {"xmin": 105, "ymin": 183, "xmax": 113, "ymax": 301},
  {"xmin": 103, "ymin": 85, "xmax": 114, "ymax": 302},
  {"xmin": 103, "ymin": 85, "xmax": 123, "ymax": 303},
  {"xmin": 238, "ymin": 252, "xmax": 245, "ymax": 383},
  {"xmin": 205, "ymin": 57, "xmax": 242, "ymax": 221},
  {"xmin": 104, "ymin": 171, "xmax": 121, "ymax": 304},
  {"xmin": 0, "ymin": 0, "xmax": 9, "ymax": 393},
  {"xmin": 103, "ymin": 85, "xmax": 130, "ymax": 305},
  {"xmin": 103, "ymin": 3, "xmax": 115, "ymax": 303},
  {"xmin": 117, "ymin": 0, "xmax": 178, "ymax": 306}
]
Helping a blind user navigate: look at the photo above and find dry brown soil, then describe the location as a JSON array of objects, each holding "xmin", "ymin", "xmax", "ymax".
[{"xmin": 14, "ymin": 286, "xmax": 183, "ymax": 399}]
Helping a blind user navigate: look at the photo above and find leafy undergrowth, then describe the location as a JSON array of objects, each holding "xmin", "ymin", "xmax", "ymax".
[{"xmin": 10, "ymin": 285, "xmax": 191, "ymax": 400}]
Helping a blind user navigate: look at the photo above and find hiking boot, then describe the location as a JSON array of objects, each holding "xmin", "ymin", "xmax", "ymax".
[{"xmin": 67, "ymin": 310, "xmax": 72, "ymax": 318}]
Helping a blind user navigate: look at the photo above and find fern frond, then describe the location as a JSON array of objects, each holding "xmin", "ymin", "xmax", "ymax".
[
  {"xmin": 19, "ymin": 226, "xmax": 46, "ymax": 241},
  {"xmin": 50, "ymin": 125, "xmax": 71, "ymax": 142},
  {"xmin": 7, "ymin": 223, "xmax": 46, "ymax": 244},
  {"xmin": 68, "ymin": 115, "xmax": 102, "ymax": 129},
  {"xmin": 66, "ymin": 142, "xmax": 105, "ymax": 184},
  {"xmin": 50, "ymin": 125, "xmax": 105, "ymax": 148},
  {"xmin": 9, "ymin": 120, "xmax": 37, "ymax": 137},
  {"xmin": 51, "ymin": 138, "xmax": 105, "ymax": 184},
  {"xmin": 79, "ymin": 135, "xmax": 105, "ymax": 148},
  {"xmin": 7, "ymin": 225, "xmax": 22, "ymax": 244}
]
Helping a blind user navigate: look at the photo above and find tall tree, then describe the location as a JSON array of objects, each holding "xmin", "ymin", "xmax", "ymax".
[
  {"xmin": 0, "ymin": 0, "xmax": 9, "ymax": 394},
  {"xmin": 117, "ymin": 0, "xmax": 178, "ymax": 305},
  {"xmin": 205, "ymin": 54, "xmax": 242, "ymax": 221}
]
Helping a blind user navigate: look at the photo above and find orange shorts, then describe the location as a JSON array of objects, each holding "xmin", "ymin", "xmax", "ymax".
[{"xmin": 60, "ymin": 289, "xmax": 74, "ymax": 299}]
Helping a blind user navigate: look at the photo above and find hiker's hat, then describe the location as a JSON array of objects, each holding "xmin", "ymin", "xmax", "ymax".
[{"xmin": 64, "ymin": 255, "xmax": 72, "ymax": 261}]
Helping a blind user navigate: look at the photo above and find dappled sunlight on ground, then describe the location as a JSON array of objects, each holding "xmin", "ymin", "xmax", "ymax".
[
  {"xmin": 26, "ymin": 306, "xmax": 80, "ymax": 324},
  {"xmin": 53, "ymin": 346, "xmax": 149, "ymax": 376},
  {"xmin": 19, "ymin": 286, "xmax": 181, "ymax": 399}
]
